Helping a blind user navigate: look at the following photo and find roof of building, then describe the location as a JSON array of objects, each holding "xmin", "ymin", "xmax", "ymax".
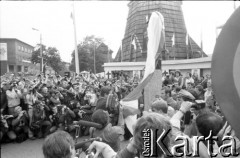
[
  {"xmin": 0, "ymin": 38, "xmax": 34, "ymax": 48},
  {"xmin": 114, "ymin": 1, "xmax": 207, "ymax": 62}
]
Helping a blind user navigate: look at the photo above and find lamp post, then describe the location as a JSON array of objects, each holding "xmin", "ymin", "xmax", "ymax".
[{"xmin": 32, "ymin": 28, "xmax": 43, "ymax": 73}]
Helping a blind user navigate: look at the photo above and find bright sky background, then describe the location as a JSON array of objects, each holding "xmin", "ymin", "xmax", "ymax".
[{"xmin": 0, "ymin": 1, "xmax": 239, "ymax": 63}]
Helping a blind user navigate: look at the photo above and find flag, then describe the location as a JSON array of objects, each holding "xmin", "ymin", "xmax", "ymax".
[
  {"xmin": 120, "ymin": 41, "xmax": 123, "ymax": 62},
  {"xmin": 122, "ymin": 11, "xmax": 165, "ymax": 134},
  {"xmin": 186, "ymin": 33, "xmax": 189, "ymax": 59},
  {"xmin": 186, "ymin": 33, "xmax": 189, "ymax": 46},
  {"xmin": 131, "ymin": 35, "xmax": 137, "ymax": 51},
  {"xmin": 171, "ymin": 33, "xmax": 175, "ymax": 47},
  {"xmin": 200, "ymin": 29, "xmax": 203, "ymax": 57},
  {"xmin": 135, "ymin": 35, "xmax": 143, "ymax": 53}
]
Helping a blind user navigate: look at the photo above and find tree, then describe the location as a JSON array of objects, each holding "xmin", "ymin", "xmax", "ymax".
[
  {"xmin": 31, "ymin": 44, "xmax": 47, "ymax": 64},
  {"xmin": 69, "ymin": 35, "xmax": 113, "ymax": 73},
  {"xmin": 31, "ymin": 45, "xmax": 66, "ymax": 74}
]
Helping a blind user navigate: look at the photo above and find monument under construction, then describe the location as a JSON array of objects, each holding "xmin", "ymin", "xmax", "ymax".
[{"xmin": 114, "ymin": 1, "xmax": 207, "ymax": 62}]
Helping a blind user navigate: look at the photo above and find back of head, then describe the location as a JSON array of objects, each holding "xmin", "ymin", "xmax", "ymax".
[
  {"xmin": 92, "ymin": 109, "xmax": 109, "ymax": 129},
  {"xmin": 100, "ymin": 86, "xmax": 111, "ymax": 97},
  {"xmin": 42, "ymin": 131, "xmax": 74, "ymax": 158},
  {"xmin": 196, "ymin": 112, "xmax": 223, "ymax": 137},
  {"xmin": 151, "ymin": 99, "xmax": 168, "ymax": 114},
  {"xmin": 134, "ymin": 113, "xmax": 172, "ymax": 157}
]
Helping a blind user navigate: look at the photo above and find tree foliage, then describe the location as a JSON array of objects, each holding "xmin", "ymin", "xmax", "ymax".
[
  {"xmin": 31, "ymin": 45, "xmax": 66, "ymax": 73},
  {"xmin": 69, "ymin": 35, "xmax": 113, "ymax": 73}
]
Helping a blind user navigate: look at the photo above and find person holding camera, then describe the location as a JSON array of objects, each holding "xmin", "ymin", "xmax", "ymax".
[
  {"xmin": 89, "ymin": 104, "xmax": 124, "ymax": 152},
  {"xmin": 8, "ymin": 106, "xmax": 31, "ymax": 142},
  {"xmin": 6, "ymin": 83, "xmax": 23, "ymax": 116},
  {"xmin": 57, "ymin": 105, "xmax": 76, "ymax": 136},
  {"xmin": 31, "ymin": 101, "xmax": 52, "ymax": 139},
  {"xmin": 0, "ymin": 114, "xmax": 13, "ymax": 142}
]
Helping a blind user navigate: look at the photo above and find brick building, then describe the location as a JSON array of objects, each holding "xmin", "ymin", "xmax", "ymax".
[
  {"xmin": 114, "ymin": 1, "xmax": 207, "ymax": 62},
  {"xmin": 0, "ymin": 38, "xmax": 35, "ymax": 75}
]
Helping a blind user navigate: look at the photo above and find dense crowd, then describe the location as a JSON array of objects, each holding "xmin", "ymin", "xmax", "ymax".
[
  {"xmin": 1, "ymin": 70, "xmax": 239, "ymax": 158},
  {"xmin": 0, "ymin": 72, "xmax": 131, "ymax": 143}
]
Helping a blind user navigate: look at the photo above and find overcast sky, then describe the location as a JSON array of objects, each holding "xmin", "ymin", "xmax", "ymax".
[{"xmin": 0, "ymin": 1, "xmax": 239, "ymax": 63}]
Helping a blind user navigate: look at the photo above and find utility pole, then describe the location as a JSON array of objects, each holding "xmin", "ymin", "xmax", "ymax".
[{"xmin": 32, "ymin": 28, "xmax": 43, "ymax": 73}]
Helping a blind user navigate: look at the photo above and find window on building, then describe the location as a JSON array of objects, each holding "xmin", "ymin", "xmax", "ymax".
[
  {"xmin": 17, "ymin": 65, "xmax": 22, "ymax": 72},
  {"xmin": 9, "ymin": 65, "xmax": 14, "ymax": 72},
  {"xmin": 22, "ymin": 46, "xmax": 24, "ymax": 51},
  {"xmin": 18, "ymin": 46, "xmax": 21, "ymax": 50}
]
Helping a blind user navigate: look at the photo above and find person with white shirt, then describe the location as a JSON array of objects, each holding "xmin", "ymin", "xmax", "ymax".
[
  {"xmin": 6, "ymin": 83, "xmax": 22, "ymax": 115},
  {"xmin": 184, "ymin": 72, "xmax": 194, "ymax": 89}
]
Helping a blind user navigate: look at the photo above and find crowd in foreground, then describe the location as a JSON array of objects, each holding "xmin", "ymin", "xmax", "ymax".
[{"xmin": 1, "ymin": 70, "xmax": 240, "ymax": 158}]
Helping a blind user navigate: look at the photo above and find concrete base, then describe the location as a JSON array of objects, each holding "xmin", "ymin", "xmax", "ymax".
[{"xmin": 144, "ymin": 70, "xmax": 162, "ymax": 111}]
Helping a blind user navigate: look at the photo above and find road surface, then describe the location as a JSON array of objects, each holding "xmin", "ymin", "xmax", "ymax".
[{"xmin": 1, "ymin": 137, "xmax": 129, "ymax": 158}]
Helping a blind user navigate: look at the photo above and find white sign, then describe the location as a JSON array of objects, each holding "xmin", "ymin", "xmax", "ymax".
[{"xmin": 0, "ymin": 43, "xmax": 7, "ymax": 61}]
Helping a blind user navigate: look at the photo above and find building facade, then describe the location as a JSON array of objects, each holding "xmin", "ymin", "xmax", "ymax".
[
  {"xmin": 0, "ymin": 38, "xmax": 35, "ymax": 75},
  {"xmin": 114, "ymin": 1, "xmax": 207, "ymax": 62},
  {"xmin": 104, "ymin": 57, "xmax": 211, "ymax": 79}
]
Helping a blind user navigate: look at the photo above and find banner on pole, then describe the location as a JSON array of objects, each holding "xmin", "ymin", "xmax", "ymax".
[{"xmin": 0, "ymin": 43, "xmax": 7, "ymax": 61}]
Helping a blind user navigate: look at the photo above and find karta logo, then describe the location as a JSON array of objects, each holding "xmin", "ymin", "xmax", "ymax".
[{"xmin": 142, "ymin": 129, "xmax": 239, "ymax": 157}]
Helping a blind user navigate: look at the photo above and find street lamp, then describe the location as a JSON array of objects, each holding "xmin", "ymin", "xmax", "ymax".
[{"xmin": 32, "ymin": 28, "xmax": 43, "ymax": 73}]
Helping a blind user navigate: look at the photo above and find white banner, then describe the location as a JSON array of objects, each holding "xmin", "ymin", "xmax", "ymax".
[{"xmin": 0, "ymin": 43, "xmax": 7, "ymax": 61}]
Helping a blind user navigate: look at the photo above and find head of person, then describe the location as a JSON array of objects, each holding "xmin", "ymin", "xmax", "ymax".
[
  {"xmin": 175, "ymin": 86, "xmax": 181, "ymax": 93},
  {"xmin": 62, "ymin": 80, "xmax": 68, "ymax": 88},
  {"xmin": 42, "ymin": 87, "xmax": 48, "ymax": 93},
  {"xmin": 150, "ymin": 99, "xmax": 168, "ymax": 114},
  {"xmin": 186, "ymin": 72, "xmax": 192, "ymax": 78},
  {"xmin": 42, "ymin": 131, "xmax": 75, "ymax": 158},
  {"xmin": 207, "ymin": 80, "xmax": 212, "ymax": 89},
  {"xmin": 187, "ymin": 82, "xmax": 194, "ymax": 90},
  {"xmin": 100, "ymin": 86, "xmax": 111, "ymax": 97},
  {"xmin": 133, "ymin": 113, "xmax": 172, "ymax": 157},
  {"xmin": 195, "ymin": 85, "xmax": 204, "ymax": 95},
  {"xmin": 2, "ymin": 82, "xmax": 10, "ymax": 91},
  {"xmin": 175, "ymin": 70, "xmax": 181, "ymax": 77},
  {"xmin": 196, "ymin": 112, "xmax": 223, "ymax": 137},
  {"xmin": 161, "ymin": 87, "xmax": 172, "ymax": 100},
  {"xmin": 91, "ymin": 109, "xmax": 109, "ymax": 129}
]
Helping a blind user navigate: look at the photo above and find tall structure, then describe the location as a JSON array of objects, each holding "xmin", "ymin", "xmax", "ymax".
[
  {"xmin": 114, "ymin": 1, "xmax": 207, "ymax": 62},
  {"xmin": 0, "ymin": 38, "xmax": 35, "ymax": 75}
]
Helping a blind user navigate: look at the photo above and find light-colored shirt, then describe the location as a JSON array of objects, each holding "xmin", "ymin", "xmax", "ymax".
[
  {"xmin": 185, "ymin": 77, "xmax": 194, "ymax": 88},
  {"xmin": 6, "ymin": 89, "xmax": 22, "ymax": 108}
]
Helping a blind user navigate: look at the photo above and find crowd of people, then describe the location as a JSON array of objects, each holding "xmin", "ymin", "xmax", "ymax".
[{"xmin": 1, "ymin": 70, "xmax": 239, "ymax": 158}]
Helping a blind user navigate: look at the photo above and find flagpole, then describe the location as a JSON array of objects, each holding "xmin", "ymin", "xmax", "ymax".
[
  {"xmin": 186, "ymin": 33, "xmax": 188, "ymax": 59},
  {"xmin": 72, "ymin": 2, "xmax": 80, "ymax": 74},
  {"xmin": 200, "ymin": 27, "xmax": 203, "ymax": 58},
  {"xmin": 121, "ymin": 40, "xmax": 123, "ymax": 62}
]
